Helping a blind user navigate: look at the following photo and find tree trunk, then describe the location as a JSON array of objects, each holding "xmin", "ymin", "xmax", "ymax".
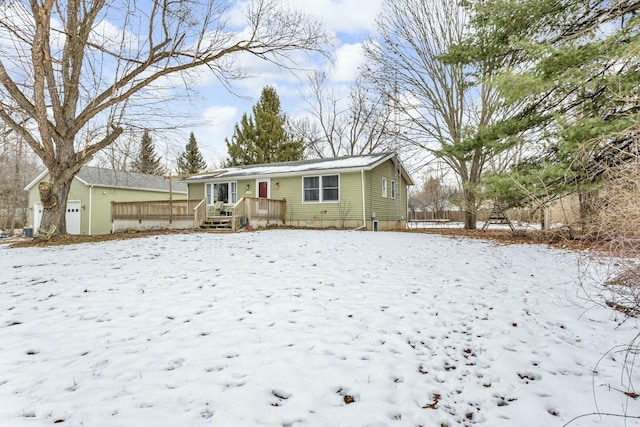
[
  {"xmin": 578, "ymin": 189, "xmax": 598, "ymax": 228},
  {"xmin": 463, "ymin": 187, "xmax": 477, "ymax": 230},
  {"xmin": 37, "ymin": 171, "xmax": 73, "ymax": 235}
]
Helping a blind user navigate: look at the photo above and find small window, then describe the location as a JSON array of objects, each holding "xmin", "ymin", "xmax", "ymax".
[
  {"xmin": 303, "ymin": 174, "xmax": 339, "ymax": 202},
  {"xmin": 391, "ymin": 180, "xmax": 396, "ymax": 199},
  {"xmin": 322, "ymin": 175, "xmax": 339, "ymax": 202},
  {"xmin": 303, "ymin": 176, "xmax": 320, "ymax": 202},
  {"xmin": 382, "ymin": 177, "xmax": 388, "ymax": 198}
]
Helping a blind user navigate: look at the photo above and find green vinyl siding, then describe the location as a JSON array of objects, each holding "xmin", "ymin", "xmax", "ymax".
[
  {"xmin": 272, "ymin": 172, "xmax": 364, "ymax": 223},
  {"xmin": 236, "ymin": 179, "xmax": 254, "ymax": 199},
  {"xmin": 189, "ymin": 183, "xmax": 205, "ymax": 200},
  {"xmin": 91, "ymin": 187, "xmax": 185, "ymax": 235},
  {"xmin": 367, "ymin": 159, "xmax": 407, "ymax": 222}
]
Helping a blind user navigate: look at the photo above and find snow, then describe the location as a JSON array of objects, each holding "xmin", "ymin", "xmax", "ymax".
[
  {"xmin": 215, "ymin": 156, "xmax": 385, "ymax": 177},
  {"xmin": 407, "ymin": 221, "xmax": 542, "ymax": 231},
  {"xmin": 0, "ymin": 230, "xmax": 638, "ymax": 427}
]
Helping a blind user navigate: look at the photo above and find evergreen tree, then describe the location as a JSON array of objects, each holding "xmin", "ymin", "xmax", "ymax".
[
  {"xmin": 130, "ymin": 130, "xmax": 167, "ymax": 175},
  {"xmin": 453, "ymin": 0, "xmax": 640, "ymax": 212},
  {"xmin": 225, "ymin": 86, "xmax": 304, "ymax": 166},
  {"xmin": 176, "ymin": 132, "xmax": 208, "ymax": 175}
]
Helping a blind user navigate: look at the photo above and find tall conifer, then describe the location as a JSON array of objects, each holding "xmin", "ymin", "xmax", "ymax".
[
  {"xmin": 130, "ymin": 130, "xmax": 167, "ymax": 175},
  {"xmin": 176, "ymin": 132, "xmax": 208, "ymax": 175},
  {"xmin": 226, "ymin": 86, "xmax": 304, "ymax": 166}
]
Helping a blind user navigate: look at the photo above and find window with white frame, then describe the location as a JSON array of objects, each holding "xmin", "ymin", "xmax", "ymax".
[
  {"xmin": 391, "ymin": 179, "xmax": 396, "ymax": 199},
  {"xmin": 382, "ymin": 177, "xmax": 388, "ymax": 198},
  {"xmin": 303, "ymin": 174, "xmax": 339, "ymax": 202},
  {"xmin": 206, "ymin": 182, "xmax": 237, "ymax": 205}
]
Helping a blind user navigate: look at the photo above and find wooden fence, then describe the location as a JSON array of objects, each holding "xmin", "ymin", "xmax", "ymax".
[{"xmin": 409, "ymin": 208, "xmax": 537, "ymax": 223}]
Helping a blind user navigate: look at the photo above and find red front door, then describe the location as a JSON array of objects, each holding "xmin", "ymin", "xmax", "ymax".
[{"xmin": 258, "ymin": 181, "xmax": 268, "ymax": 198}]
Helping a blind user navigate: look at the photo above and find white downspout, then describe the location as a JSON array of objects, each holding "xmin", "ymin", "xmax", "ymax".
[
  {"xmin": 359, "ymin": 169, "xmax": 366, "ymax": 229},
  {"xmin": 88, "ymin": 185, "xmax": 94, "ymax": 235}
]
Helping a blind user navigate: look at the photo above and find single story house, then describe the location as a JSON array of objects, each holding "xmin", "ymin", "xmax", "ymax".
[
  {"xmin": 182, "ymin": 152, "xmax": 414, "ymax": 231},
  {"xmin": 25, "ymin": 166, "xmax": 187, "ymax": 235}
]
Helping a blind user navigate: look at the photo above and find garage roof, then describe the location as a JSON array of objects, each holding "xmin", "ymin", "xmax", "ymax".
[{"xmin": 25, "ymin": 166, "xmax": 187, "ymax": 193}]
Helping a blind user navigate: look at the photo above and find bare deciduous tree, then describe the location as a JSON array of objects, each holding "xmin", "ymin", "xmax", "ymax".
[
  {"xmin": 0, "ymin": 0, "xmax": 328, "ymax": 235},
  {"xmin": 410, "ymin": 168, "xmax": 459, "ymax": 220},
  {"xmin": 363, "ymin": 0, "xmax": 510, "ymax": 229},
  {"xmin": 295, "ymin": 72, "xmax": 397, "ymax": 158},
  {"xmin": 0, "ymin": 121, "xmax": 40, "ymax": 234}
]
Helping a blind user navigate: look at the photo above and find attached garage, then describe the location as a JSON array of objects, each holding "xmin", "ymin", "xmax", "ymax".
[{"xmin": 25, "ymin": 166, "xmax": 187, "ymax": 235}]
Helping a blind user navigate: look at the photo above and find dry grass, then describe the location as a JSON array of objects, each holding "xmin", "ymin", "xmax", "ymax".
[{"xmin": 8, "ymin": 229, "xmax": 196, "ymax": 248}]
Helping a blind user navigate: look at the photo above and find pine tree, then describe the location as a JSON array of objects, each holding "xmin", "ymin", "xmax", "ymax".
[
  {"xmin": 176, "ymin": 132, "xmax": 208, "ymax": 175},
  {"xmin": 225, "ymin": 86, "xmax": 304, "ymax": 166},
  {"xmin": 130, "ymin": 130, "xmax": 167, "ymax": 175},
  {"xmin": 454, "ymin": 0, "xmax": 640, "ymax": 210}
]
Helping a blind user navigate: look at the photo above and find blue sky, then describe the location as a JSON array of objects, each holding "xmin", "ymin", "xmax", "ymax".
[
  {"xmin": 169, "ymin": 0, "xmax": 385, "ymax": 167},
  {"xmin": 0, "ymin": 0, "xmax": 385, "ymax": 170}
]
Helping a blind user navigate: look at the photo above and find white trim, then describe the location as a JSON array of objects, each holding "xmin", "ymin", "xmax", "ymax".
[
  {"xmin": 24, "ymin": 170, "xmax": 49, "ymax": 191},
  {"xmin": 391, "ymin": 179, "xmax": 397, "ymax": 199},
  {"xmin": 382, "ymin": 177, "xmax": 388, "ymax": 198},
  {"xmin": 206, "ymin": 181, "xmax": 238, "ymax": 205}
]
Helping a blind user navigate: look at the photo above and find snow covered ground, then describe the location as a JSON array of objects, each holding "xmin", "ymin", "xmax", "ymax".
[{"xmin": 0, "ymin": 230, "xmax": 638, "ymax": 427}]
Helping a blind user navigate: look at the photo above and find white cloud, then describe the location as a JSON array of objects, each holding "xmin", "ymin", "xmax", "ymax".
[
  {"xmin": 285, "ymin": 0, "xmax": 383, "ymax": 36},
  {"xmin": 328, "ymin": 42, "xmax": 366, "ymax": 82},
  {"xmin": 193, "ymin": 105, "xmax": 240, "ymax": 164}
]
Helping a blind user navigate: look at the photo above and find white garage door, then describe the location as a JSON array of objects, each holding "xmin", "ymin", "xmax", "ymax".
[
  {"xmin": 65, "ymin": 201, "xmax": 81, "ymax": 234},
  {"xmin": 34, "ymin": 200, "xmax": 81, "ymax": 235}
]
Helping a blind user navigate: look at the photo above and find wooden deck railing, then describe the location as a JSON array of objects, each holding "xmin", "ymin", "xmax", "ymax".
[
  {"xmin": 111, "ymin": 198, "xmax": 284, "ymax": 232},
  {"xmin": 231, "ymin": 197, "xmax": 286, "ymax": 231},
  {"xmin": 111, "ymin": 199, "xmax": 205, "ymax": 225},
  {"xmin": 193, "ymin": 199, "xmax": 207, "ymax": 229}
]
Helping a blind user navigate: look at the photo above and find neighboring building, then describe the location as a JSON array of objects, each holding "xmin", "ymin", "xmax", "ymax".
[
  {"xmin": 182, "ymin": 153, "xmax": 414, "ymax": 231},
  {"xmin": 25, "ymin": 166, "xmax": 187, "ymax": 235}
]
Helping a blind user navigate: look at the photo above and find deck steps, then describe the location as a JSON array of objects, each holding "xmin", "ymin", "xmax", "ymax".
[{"xmin": 200, "ymin": 217, "xmax": 233, "ymax": 231}]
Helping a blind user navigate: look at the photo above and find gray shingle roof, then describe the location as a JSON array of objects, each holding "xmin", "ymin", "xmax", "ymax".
[{"xmin": 76, "ymin": 166, "xmax": 187, "ymax": 193}]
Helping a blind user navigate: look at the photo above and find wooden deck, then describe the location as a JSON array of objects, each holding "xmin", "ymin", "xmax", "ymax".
[{"xmin": 111, "ymin": 198, "xmax": 286, "ymax": 232}]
